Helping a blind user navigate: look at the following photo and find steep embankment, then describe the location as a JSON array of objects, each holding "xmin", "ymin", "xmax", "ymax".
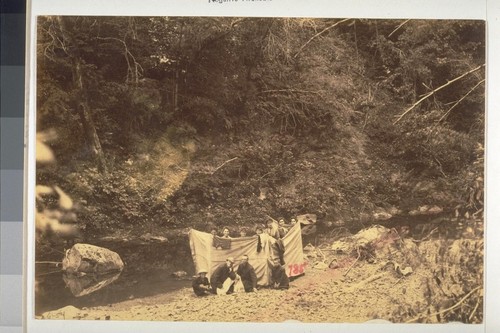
[{"xmin": 35, "ymin": 18, "xmax": 484, "ymax": 241}]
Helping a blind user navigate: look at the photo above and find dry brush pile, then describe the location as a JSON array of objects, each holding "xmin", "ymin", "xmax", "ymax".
[{"xmin": 303, "ymin": 225, "xmax": 483, "ymax": 323}]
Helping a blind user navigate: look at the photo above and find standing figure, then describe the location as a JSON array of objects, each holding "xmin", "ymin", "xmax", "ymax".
[
  {"xmin": 278, "ymin": 217, "xmax": 289, "ymax": 238},
  {"xmin": 239, "ymin": 227, "xmax": 248, "ymax": 237},
  {"xmin": 255, "ymin": 226, "xmax": 264, "ymax": 235},
  {"xmin": 236, "ymin": 254, "xmax": 258, "ymax": 292},
  {"xmin": 255, "ymin": 225, "xmax": 264, "ymax": 253},
  {"xmin": 266, "ymin": 219, "xmax": 281, "ymax": 239},
  {"xmin": 210, "ymin": 257, "xmax": 237, "ymax": 295},
  {"xmin": 222, "ymin": 227, "xmax": 231, "ymax": 238}
]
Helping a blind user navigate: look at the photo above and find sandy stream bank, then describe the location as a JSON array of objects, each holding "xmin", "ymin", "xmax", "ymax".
[{"xmin": 40, "ymin": 260, "xmax": 427, "ymax": 323}]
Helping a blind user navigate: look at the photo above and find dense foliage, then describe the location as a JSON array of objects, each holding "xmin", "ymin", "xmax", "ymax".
[{"xmin": 36, "ymin": 17, "xmax": 484, "ymax": 236}]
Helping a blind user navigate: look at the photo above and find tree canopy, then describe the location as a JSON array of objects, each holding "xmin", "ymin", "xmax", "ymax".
[{"xmin": 36, "ymin": 17, "xmax": 485, "ymax": 234}]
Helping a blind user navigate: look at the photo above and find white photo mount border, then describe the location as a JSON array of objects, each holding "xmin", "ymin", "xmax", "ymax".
[{"xmin": 25, "ymin": 1, "xmax": 494, "ymax": 333}]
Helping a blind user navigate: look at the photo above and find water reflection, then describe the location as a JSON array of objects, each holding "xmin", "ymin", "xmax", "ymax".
[
  {"xmin": 63, "ymin": 271, "xmax": 122, "ymax": 297},
  {"xmin": 36, "ymin": 236, "xmax": 195, "ymax": 315}
]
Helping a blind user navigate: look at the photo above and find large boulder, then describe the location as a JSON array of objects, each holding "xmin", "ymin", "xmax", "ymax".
[
  {"xmin": 62, "ymin": 243, "xmax": 124, "ymax": 275},
  {"xmin": 296, "ymin": 214, "xmax": 317, "ymax": 225},
  {"xmin": 297, "ymin": 213, "xmax": 317, "ymax": 235},
  {"xmin": 330, "ymin": 225, "xmax": 419, "ymax": 261},
  {"xmin": 331, "ymin": 225, "xmax": 397, "ymax": 255}
]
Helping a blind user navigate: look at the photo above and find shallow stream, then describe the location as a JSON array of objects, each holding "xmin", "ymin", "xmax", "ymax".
[
  {"xmin": 35, "ymin": 235, "xmax": 195, "ymax": 315},
  {"xmin": 35, "ymin": 216, "xmax": 482, "ymax": 316}
]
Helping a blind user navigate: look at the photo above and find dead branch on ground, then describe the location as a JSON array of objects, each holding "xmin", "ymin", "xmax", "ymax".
[
  {"xmin": 469, "ymin": 297, "xmax": 481, "ymax": 321},
  {"xmin": 35, "ymin": 261, "xmax": 62, "ymax": 265},
  {"xmin": 316, "ymin": 248, "xmax": 327, "ymax": 262},
  {"xmin": 413, "ymin": 227, "xmax": 438, "ymax": 243},
  {"xmin": 343, "ymin": 247, "xmax": 361, "ymax": 276},
  {"xmin": 347, "ymin": 272, "xmax": 389, "ymax": 292},
  {"xmin": 405, "ymin": 286, "xmax": 481, "ymax": 323}
]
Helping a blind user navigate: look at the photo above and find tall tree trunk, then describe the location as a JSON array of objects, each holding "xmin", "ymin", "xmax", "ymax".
[
  {"xmin": 73, "ymin": 60, "xmax": 107, "ymax": 172},
  {"xmin": 76, "ymin": 101, "xmax": 107, "ymax": 173},
  {"xmin": 57, "ymin": 17, "xmax": 107, "ymax": 172},
  {"xmin": 173, "ymin": 68, "xmax": 179, "ymax": 112}
]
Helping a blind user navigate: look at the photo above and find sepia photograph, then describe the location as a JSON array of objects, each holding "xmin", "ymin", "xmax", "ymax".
[{"xmin": 32, "ymin": 15, "xmax": 485, "ymax": 325}]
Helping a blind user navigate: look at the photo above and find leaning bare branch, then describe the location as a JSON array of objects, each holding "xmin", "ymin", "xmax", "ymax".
[
  {"xmin": 211, "ymin": 157, "xmax": 238, "ymax": 175},
  {"xmin": 393, "ymin": 64, "xmax": 485, "ymax": 124},
  {"xmin": 258, "ymin": 89, "xmax": 323, "ymax": 95},
  {"xmin": 437, "ymin": 79, "xmax": 485, "ymax": 123},
  {"xmin": 265, "ymin": 214, "xmax": 279, "ymax": 223},
  {"xmin": 229, "ymin": 18, "xmax": 246, "ymax": 28},
  {"xmin": 388, "ymin": 19, "xmax": 410, "ymax": 37},
  {"xmin": 97, "ymin": 36, "xmax": 144, "ymax": 83},
  {"xmin": 293, "ymin": 18, "xmax": 351, "ymax": 59}
]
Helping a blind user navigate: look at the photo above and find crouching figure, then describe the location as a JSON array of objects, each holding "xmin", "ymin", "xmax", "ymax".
[
  {"xmin": 192, "ymin": 269, "xmax": 211, "ymax": 296},
  {"xmin": 210, "ymin": 257, "xmax": 237, "ymax": 295},
  {"xmin": 269, "ymin": 257, "xmax": 290, "ymax": 290}
]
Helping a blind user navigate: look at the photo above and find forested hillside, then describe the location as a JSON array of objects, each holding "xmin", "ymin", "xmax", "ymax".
[{"xmin": 36, "ymin": 17, "xmax": 484, "ymax": 238}]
